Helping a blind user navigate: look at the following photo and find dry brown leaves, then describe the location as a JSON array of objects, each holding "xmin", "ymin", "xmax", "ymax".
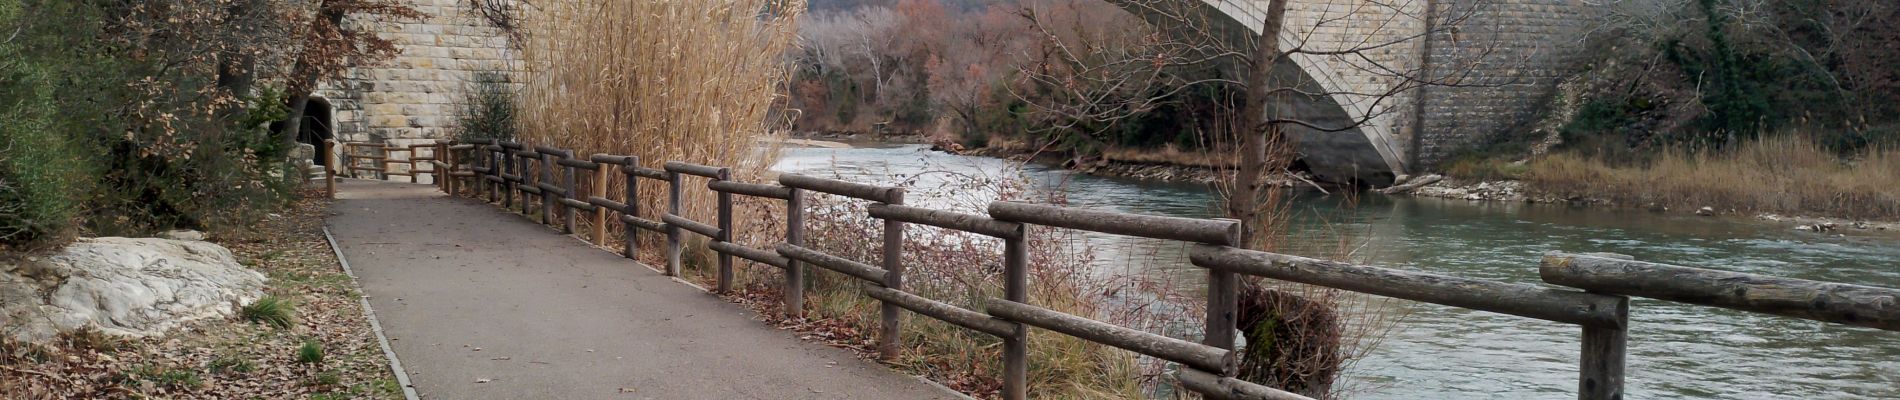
[{"xmin": 0, "ymin": 187, "xmax": 400, "ymax": 400}]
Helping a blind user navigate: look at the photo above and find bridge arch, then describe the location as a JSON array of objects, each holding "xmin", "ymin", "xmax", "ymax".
[{"xmin": 1099, "ymin": 0, "xmax": 1419, "ymax": 184}]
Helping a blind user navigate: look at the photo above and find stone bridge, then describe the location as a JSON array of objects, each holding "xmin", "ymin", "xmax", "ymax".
[
  {"xmin": 1108, "ymin": 0, "xmax": 1595, "ymax": 184},
  {"xmin": 308, "ymin": 0, "xmax": 1593, "ymax": 185}
]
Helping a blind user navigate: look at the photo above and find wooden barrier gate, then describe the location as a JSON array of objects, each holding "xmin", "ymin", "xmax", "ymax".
[{"xmin": 430, "ymin": 138, "xmax": 1899, "ymax": 400}]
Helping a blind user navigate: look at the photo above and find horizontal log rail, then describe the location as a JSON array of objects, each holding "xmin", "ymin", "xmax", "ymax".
[
  {"xmin": 1543, "ymin": 252, "xmax": 1900, "ymax": 331},
  {"xmin": 534, "ymin": 182, "xmax": 567, "ymax": 197},
  {"xmin": 591, "ymin": 154, "xmax": 633, "ymax": 165},
  {"xmin": 989, "ymin": 201, "xmax": 1239, "ymax": 246},
  {"xmin": 779, "ymin": 173, "xmax": 902, "ymax": 203},
  {"xmin": 557, "ymin": 157, "xmax": 598, "ymax": 169},
  {"xmin": 559, "ymin": 198, "xmax": 595, "ymax": 212},
  {"xmin": 620, "ymin": 214, "xmax": 666, "ymax": 232},
  {"xmin": 708, "ymin": 241, "xmax": 788, "ymax": 269},
  {"xmin": 867, "ymin": 204, "xmax": 1021, "ymax": 239},
  {"xmin": 662, "ymin": 214, "xmax": 720, "ymax": 239},
  {"xmin": 628, "ymin": 166, "xmax": 668, "ymax": 180},
  {"xmin": 430, "ymin": 140, "xmax": 1897, "ymax": 400},
  {"xmin": 663, "ymin": 161, "xmax": 725, "ymax": 178},
  {"xmin": 864, "ymin": 285, "xmax": 1016, "ymax": 337},
  {"xmin": 587, "ymin": 196, "xmax": 629, "ymax": 215},
  {"xmin": 777, "ymin": 243, "xmax": 889, "ymax": 283},
  {"xmin": 1176, "ymin": 368, "xmax": 1312, "ymax": 400},
  {"xmin": 708, "ymin": 180, "xmax": 793, "ymax": 200},
  {"xmin": 987, "ymin": 299, "xmax": 1234, "ymax": 374},
  {"xmin": 1191, "ymin": 245, "xmax": 1625, "ymax": 328}
]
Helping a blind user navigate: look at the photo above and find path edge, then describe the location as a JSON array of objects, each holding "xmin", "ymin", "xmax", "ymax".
[{"xmin": 323, "ymin": 226, "xmax": 423, "ymax": 400}]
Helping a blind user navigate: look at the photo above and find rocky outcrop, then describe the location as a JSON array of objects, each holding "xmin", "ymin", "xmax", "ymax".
[{"xmin": 1, "ymin": 237, "xmax": 267, "ymax": 343}]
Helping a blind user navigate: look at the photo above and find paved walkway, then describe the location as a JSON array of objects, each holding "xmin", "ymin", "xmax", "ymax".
[{"xmin": 327, "ymin": 179, "xmax": 959, "ymax": 399}]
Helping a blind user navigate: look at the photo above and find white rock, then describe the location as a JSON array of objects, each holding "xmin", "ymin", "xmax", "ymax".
[
  {"xmin": 159, "ymin": 229, "xmax": 205, "ymax": 241},
  {"xmin": 1, "ymin": 238, "xmax": 267, "ymax": 343},
  {"xmin": 1695, "ymin": 207, "xmax": 1715, "ymax": 216}
]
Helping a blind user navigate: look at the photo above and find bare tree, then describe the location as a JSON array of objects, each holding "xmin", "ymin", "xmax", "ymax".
[
  {"xmin": 278, "ymin": 0, "xmax": 423, "ymax": 148},
  {"xmin": 1012, "ymin": 0, "xmax": 1514, "ymax": 396}
]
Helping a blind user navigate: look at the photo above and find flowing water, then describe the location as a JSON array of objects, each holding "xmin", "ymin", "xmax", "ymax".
[{"xmin": 772, "ymin": 143, "xmax": 1900, "ymax": 399}]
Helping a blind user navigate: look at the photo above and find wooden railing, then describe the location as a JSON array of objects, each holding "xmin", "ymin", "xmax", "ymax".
[
  {"xmin": 425, "ymin": 139, "xmax": 1899, "ymax": 400},
  {"xmin": 321, "ymin": 140, "xmax": 443, "ymax": 183}
]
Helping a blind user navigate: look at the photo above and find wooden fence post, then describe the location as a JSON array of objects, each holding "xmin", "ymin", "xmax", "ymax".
[
  {"xmin": 379, "ymin": 144, "xmax": 392, "ymax": 181},
  {"xmin": 878, "ymin": 188, "xmax": 906, "ymax": 360},
  {"xmin": 407, "ymin": 145, "xmax": 419, "ymax": 183},
  {"xmin": 593, "ymin": 160, "xmax": 608, "ymax": 245},
  {"xmin": 1002, "ymin": 229, "xmax": 1028, "ymax": 400},
  {"xmin": 435, "ymin": 142, "xmax": 448, "ymax": 193},
  {"xmin": 503, "ymin": 146, "xmax": 516, "ymax": 209},
  {"xmin": 785, "ymin": 188, "xmax": 805, "ymax": 318},
  {"xmin": 562, "ymin": 150, "xmax": 578, "ymax": 234},
  {"xmin": 540, "ymin": 151, "xmax": 555, "ymax": 225},
  {"xmin": 624, "ymin": 157, "xmax": 641, "ymax": 260},
  {"xmin": 484, "ymin": 145, "xmax": 497, "ymax": 203},
  {"xmin": 665, "ymin": 170, "xmax": 683, "ymax": 277},
  {"xmin": 714, "ymin": 168, "xmax": 734, "ymax": 293},
  {"xmin": 519, "ymin": 151, "xmax": 534, "ymax": 217},
  {"xmin": 323, "ymin": 139, "xmax": 337, "ymax": 198},
  {"xmin": 1205, "ymin": 219, "xmax": 1242, "ymax": 354},
  {"xmin": 1579, "ymin": 296, "xmax": 1628, "ymax": 400}
]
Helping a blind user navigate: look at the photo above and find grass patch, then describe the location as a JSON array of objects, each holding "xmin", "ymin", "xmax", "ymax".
[
  {"xmin": 121, "ymin": 364, "xmax": 202, "ymax": 391},
  {"xmin": 58, "ymin": 327, "xmax": 125, "ymax": 353},
  {"xmin": 241, "ymin": 295, "xmax": 296, "ymax": 329},
  {"xmin": 207, "ymin": 356, "xmax": 256, "ymax": 375},
  {"xmin": 307, "ymin": 370, "xmax": 342, "ymax": 387},
  {"xmin": 1443, "ymin": 155, "xmax": 1531, "ymax": 181},
  {"xmin": 1526, "ymin": 135, "xmax": 1900, "ymax": 219},
  {"xmin": 296, "ymin": 340, "xmax": 325, "ymax": 365}
]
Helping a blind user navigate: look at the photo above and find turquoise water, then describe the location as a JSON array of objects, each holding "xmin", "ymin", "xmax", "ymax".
[{"xmin": 773, "ymin": 143, "xmax": 1900, "ymax": 399}]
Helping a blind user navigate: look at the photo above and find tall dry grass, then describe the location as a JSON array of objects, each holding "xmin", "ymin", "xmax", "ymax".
[
  {"xmin": 516, "ymin": 0, "xmax": 802, "ymax": 234},
  {"xmin": 1526, "ymin": 136, "xmax": 1900, "ymax": 219}
]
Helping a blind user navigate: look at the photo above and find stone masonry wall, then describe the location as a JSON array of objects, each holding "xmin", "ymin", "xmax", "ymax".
[
  {"xmin": 1411, "ymin": 0, "xmax": 1595, "ymax": 169},
  {"xmin": 1278, "ymin": 0, "xmax": 1430, "ymax": 170},
  {"xmin": 315, "ymin": 0, "xmax": 516, "ymax": 177}
]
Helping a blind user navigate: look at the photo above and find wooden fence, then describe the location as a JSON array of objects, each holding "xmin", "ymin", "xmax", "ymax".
[
  {"xmin": 320, "ymin": 140, "xmax": 444, "ymax": 183},
  {"xmin": 415, "ymin": 138, "xmax": 1898, "ymax": 400}
]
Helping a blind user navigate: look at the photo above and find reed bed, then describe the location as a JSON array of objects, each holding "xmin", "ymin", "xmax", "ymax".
[
  {"xmin": 516, "ymin": 0, "xmax": 802, "ymax": 233},
  {"xmin": 1526, "ymin": 136, "xmax": 1900, "ymax": 220}
]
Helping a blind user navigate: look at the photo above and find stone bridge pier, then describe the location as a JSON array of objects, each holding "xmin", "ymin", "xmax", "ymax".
[{"xmin": 1108, "ymin": 0, "xmax": 1596, "ymax": 184}]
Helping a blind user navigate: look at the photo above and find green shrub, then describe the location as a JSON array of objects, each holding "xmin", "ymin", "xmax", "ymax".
[
  {"xmin": 454, "ymin": 70, "xmax": 517, "ymax": 141},
  {"xmin": 0, "ymin": 18, "xmax": 94, "ymax": 250},
  {"xmin": 241, "ymin": 295, "xmax": 296, "ymax": 329},
  {"xmin": 296, "ymin": 340, "xmax": 325, "ymax": 365}
]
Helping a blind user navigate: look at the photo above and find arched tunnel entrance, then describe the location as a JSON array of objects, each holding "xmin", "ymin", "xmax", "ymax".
[{"xmin": 270, "ymin": 97, "xmax": 335, "ymax": 166}]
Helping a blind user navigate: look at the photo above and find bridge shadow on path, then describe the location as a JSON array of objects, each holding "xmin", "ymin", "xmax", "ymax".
[{"xmin": 327, "ymin": 179, "xmax": 962, "ymax": 399}]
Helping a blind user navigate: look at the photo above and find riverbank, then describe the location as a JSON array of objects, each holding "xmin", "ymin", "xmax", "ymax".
[
  {"xmin": 899, "ymin": 137, "xmax": 1900, "ymax": 232},
  {"xmin": 1407, "ymin": 176, "xmax": 1900, "ymax": 233},
  {"xmin": 1417, "ymin": 137, "xmax": 1900, "ymax": 232},
  {"xmin": 952, "ymin": 143, "xmax": 1331, "ymax": 190},
  {"xmin": 0, "ymin": 187, "xmax": 401, "ymax": 399}
]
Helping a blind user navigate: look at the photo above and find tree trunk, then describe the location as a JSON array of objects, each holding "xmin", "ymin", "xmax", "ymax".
[
  {"xmin": 1232, "ymin": 0, "xmax": 1290, "ymax": 246},
  {"xmin": 1230, "ymin": 2, "xmax": 1345, "ymax": 397},
  {"xmin": 281, "ymin": 91, "xmax": 311, "ymax": 149},
  {"xmin": 280, "ymin": 5, "xmax": 347, "ymax": 149}
]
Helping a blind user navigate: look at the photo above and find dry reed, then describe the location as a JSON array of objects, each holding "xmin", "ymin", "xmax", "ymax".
[
  {"xmin": 1526, "ymin": 136, "xmax": 1900, "ymax": 219},
  {"xmin": 516, "ymin": 0, "xmax": 803, "ymax": 235}
]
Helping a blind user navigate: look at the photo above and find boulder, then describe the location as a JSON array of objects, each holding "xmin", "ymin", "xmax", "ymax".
[
  {"xmin": 159, "ymin": 229, "xmax": 205, "ymax": 241},
  {"xmin": 1, "ymin": 237, "xmax": 267, "ymax": 344}
]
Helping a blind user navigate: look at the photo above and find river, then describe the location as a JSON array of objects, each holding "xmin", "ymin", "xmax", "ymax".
[{"xmin": 771, "ymin": 143, "xmax": 1900, "ymax": 399}]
